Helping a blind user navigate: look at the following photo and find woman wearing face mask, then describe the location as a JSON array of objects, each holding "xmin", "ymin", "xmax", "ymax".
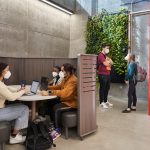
[
  {"xmin": 97, "ymin": 43, "xmax": 113, "ymax": 109},
  {"xmin": 41, "ymin": 63, "xmax": 77, "ymax": 127},
  {"xmin": 122, "ymin": 54, "xmax": 137, "ymax": 113},
  {"xmin": 0, "ymin": 62, "xmax": 29, "ymax": 144},
  {"xmin": 38, "ymin": 66, "xmax": 64, "ymax": 121},
  {"xmin": 49, "ymin": 66, "xmax": 63, "ymax": 85}
]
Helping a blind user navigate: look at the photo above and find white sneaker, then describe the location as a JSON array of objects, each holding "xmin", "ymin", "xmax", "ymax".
[
  {"xmin": 9, "ymin": 133, "xmax": 26, "ymax": 144},
  {"xmin": 100, "ymin": 102, "xmax": 108, "ymax": 109},
  {"xmin": 106, "ymin": 101, "xmax": 113, "ymax": 107}
]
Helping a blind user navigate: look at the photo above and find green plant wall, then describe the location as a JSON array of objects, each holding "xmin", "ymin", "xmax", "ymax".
[{"xmin": 86, "ymin": 9, "xmax": 128, "ymax": 75}]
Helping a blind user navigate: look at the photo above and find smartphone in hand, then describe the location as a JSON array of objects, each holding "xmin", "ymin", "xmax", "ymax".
[{"xmin": 20, "ymin": 80, "xmax": 26, "ymax": 88}]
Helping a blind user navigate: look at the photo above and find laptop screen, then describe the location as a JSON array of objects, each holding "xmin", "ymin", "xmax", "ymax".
[
  {"xmin": 40, "ymin": 76, "xmax": 48, "ymax": 90},
  {"xmin": 30, "ymin": 80, "xmax": 39, "ymax": 94}
]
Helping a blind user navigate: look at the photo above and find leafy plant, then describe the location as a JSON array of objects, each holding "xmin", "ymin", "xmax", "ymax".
[{"xmin": 85, "ymin": 9, "xmax": 128, "ymax": 75}]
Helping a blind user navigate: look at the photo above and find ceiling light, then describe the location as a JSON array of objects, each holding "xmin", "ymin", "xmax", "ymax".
[{"xmin": 40, "ymin": 0, "xmax": 74, "ymax": 15}]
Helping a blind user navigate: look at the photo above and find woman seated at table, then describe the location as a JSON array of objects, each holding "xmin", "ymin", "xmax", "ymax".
[
  {"xmin": 48, "ymin": 65, "xmax": 64, "ymax": 85},
  {"xmin": 41, "ymin": 63, "xmax": 77, "ymax": 127},
  {"xmin": 0, "ymin": 62, "xmax": 29, "ymax": 144}
]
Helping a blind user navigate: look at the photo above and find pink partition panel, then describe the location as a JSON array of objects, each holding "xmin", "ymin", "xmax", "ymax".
[
  {"xmin": 77, "ymin": 54, "xmax": 97, "ymax": 138},
  {"xmin": 148, "ymin": 19, "xmax": 150, "ymax": 115}
]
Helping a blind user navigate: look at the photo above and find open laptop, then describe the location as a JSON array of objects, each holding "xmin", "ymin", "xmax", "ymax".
[{"xmin": 25, "ymin": 80, "xmax": 40, "ymax": 96}]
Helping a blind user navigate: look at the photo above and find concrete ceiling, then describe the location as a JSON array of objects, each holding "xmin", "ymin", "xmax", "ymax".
[
  {"xmin": 46, "ymin": 0, "xmax": 76, "ymax": 12},
  {"xmin": 121, "ymin": 0, "xmax": 150, "ymax": 5}
]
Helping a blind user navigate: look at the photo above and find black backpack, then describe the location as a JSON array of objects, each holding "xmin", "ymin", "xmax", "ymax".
[
  {"xmin": 25, "ymin": 121, "xmax": 56, "ymax": 150},
  {"xmin": 97, "ymin": 54, "xmax": 100, "ymax": 70}
]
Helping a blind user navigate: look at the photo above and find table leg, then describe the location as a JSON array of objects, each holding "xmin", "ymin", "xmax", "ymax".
[{"xmin": 31, "ymin": 101, "xmax": 36, "ymax": 120}]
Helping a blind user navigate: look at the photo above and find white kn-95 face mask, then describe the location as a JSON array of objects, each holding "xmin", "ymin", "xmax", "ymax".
[
  {"xmin": 52, "ymin": 72, "xmax": 58, "ymax": 77},
  {"xmin": 59, "ymin": 71, "xmax": 64, "ymax": 78},
  {"xmin": 4, "ymin": 71, "xmax": 11, "ymax": 79}
]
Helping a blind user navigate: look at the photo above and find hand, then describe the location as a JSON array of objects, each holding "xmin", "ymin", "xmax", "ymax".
[
  {"xmin": 18, "ymin": 86, "xmax": 25, "ymax": 91},
  {"xmin": 41, "ymin": 90, "xmax": 49, "ymax": 96},
  {"xmin": 106, "ymin": 57, "xmax": 113, "ymax": 65},
  {"xmin": 22, "ymin": 87, "xmax": 30, "ymax": 94}
]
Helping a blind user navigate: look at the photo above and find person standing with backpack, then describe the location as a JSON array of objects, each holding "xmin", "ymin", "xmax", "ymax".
[
  {"xmin": 122, "ymin": 53, "xmax": 137, "ymax": 113},
  {"xmin": 97, "ymin": 43, "xmax": 113, "ymax": 109}
]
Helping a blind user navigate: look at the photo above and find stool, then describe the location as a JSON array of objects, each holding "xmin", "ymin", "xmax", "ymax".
[
  {"xmin": 0, "ymin": 121, "xmax": 11, "ymax": 150},
  {"xmin": 61, "ymin": 111, "xmax": 77, "ymax": 139}
]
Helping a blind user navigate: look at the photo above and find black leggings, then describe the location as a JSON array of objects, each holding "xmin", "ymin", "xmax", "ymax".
[
  {"xmin": 38, "ymin": 98, "xmax": 75, "ymax": 127},
  {"xmin": 38, "ymin": 98, "xmax": 61, "ymax": 120},
  {"xmin": 128, "ymin": 80, "xmax": 137, "ymax": 108}
]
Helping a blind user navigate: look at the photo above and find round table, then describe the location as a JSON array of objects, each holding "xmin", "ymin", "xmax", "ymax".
[{"xmin": 8, "ymin": 85, "xmax": 57, "ymax": 120}]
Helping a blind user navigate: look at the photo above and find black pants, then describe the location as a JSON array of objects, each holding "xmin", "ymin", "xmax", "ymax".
[
  {"xmin": 98, "ymin": 74, "xmax": 110, "ymax": 104},
  {"xmin": 38, "ymin": 98, "xmax": 73, "ymax": 128},
  {"xmin": 128, "ymin": 80, "xmax": 137, "ymax": 108},
  {"xmin": 38, "ymin": 98, "xmax": 61, "ymax": 120}
]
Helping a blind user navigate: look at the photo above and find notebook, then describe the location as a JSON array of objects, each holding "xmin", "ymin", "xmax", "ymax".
[{"xmin": 25, "ymin": 80, "xmax": 40, "ymax": 96}]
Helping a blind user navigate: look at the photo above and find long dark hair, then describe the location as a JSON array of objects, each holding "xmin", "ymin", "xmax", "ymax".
[
  {"xmin": 53, "ymin": 66, "xmax": 61, "ymax": 72},
  {"xmin": 0, "ymin": 62, "xmax": 8, "ymax": 76},
  {"xmin": 130, "ymin": 54, "xmax": 135, "ymax": 61},
  {"xmin": 62, "ymin": 63, "xmax": 76, "ymax": 75}
]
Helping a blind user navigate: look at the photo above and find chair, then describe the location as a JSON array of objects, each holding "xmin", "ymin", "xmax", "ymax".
[
  {"xmin": 0, "ymin": 121, "xmax": 11, "ymax": 150},
  {"xmin": 53, "ymin": 102, "xmax": 77, "ymax": 139},
  {"xmin": 61, "ymin": 110, "xmax": 77, "ymax": 139},
  {"xmin": 54, "ymin": 106, "xmax": 73, "ymax": 128}
]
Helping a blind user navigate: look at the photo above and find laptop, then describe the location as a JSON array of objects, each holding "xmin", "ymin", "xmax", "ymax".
[
  {"xmin": 25, "ymin": 80, "xmax": 40, "ymax": 96},
  {"xmin": 40, "ymin": 76, "xmax": 48, "ymax": 90}
]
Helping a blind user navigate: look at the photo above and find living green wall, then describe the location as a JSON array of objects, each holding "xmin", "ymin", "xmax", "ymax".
[{"xmin": 86, "ymin": 9, "xmax": 128, "ymax": 75}]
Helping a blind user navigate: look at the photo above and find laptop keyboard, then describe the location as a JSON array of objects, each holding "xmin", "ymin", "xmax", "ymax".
[{"xmin": 24, "ymin": 92, "xmax": 35, "ymax": 96}]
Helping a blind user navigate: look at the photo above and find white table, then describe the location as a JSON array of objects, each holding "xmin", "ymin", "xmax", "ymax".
[{"xmin": 8, "ymin": 85, "xmax": 57, "ymax": 120}]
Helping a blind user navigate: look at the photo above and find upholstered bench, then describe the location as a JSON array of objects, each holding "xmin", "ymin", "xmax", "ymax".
[
  {"xmin": 61, "ymin": 110, "xmax": 77, "ymax": 139},
  {"xmin": 0, "ymin": 121, "xmax": 11, "ymax": 150}
]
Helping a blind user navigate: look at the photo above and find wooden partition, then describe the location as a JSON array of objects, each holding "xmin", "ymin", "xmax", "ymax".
[
  {"xmin": 0, "ymin": 57, "xmax": 77, "ymax": 85},
  {"xmin": 77, "ymin": 54, "xmax": 97, "ymax": 139}
]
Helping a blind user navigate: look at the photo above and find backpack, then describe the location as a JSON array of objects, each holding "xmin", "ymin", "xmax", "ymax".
[
  {"xmin": 97, "ymin": 53, "xmax": 104, "ymax": 70},
  {"xmin": 25, "ymin": 121, "xmax": 56, "ymax": 150},
  {"xmin": 136, "ymin": 63, "xmax": 147, "ymax": 82}
]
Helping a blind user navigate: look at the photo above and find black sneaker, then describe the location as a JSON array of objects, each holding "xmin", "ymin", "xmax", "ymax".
[{"xmin": 122, "ymin": 109, "xmax": 131, "ymax": 113}]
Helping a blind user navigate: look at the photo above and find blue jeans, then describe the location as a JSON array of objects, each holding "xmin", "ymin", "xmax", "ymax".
[{"xmin": 0, "ymin": 104, "xmax": 29, "ymax": 129}]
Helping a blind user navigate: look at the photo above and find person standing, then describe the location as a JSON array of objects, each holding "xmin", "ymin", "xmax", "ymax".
[
  {"xmin": 97, "ymin": 43, "xmax": 113, "ymax": 109},
  {"xmin": 122, "ymin": 54, "xmax": 137, "ymax": 113}
]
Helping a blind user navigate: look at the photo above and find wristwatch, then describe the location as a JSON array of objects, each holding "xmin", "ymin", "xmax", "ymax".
[{"xmin": 48, "ymin": 90, "xmax": 52, "ymax": 95}]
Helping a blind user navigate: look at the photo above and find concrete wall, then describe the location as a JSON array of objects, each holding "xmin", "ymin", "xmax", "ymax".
[
  {"xmin": 69, "ymin": 0, "xmax": 92, "ymax": 58},
  {"xmin": 0, "ymin": 0, "xmax": 70, "ymax": 58}
]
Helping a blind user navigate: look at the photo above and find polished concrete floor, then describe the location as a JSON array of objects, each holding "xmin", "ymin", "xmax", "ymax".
[{"xmin": 5, "ymin": 97, "xmax": 150, "ymax": 150}]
